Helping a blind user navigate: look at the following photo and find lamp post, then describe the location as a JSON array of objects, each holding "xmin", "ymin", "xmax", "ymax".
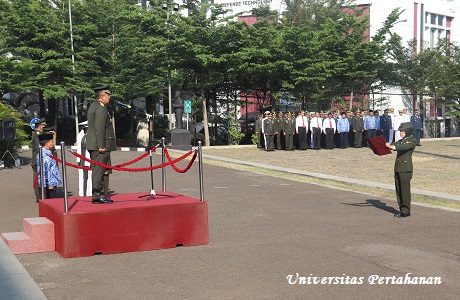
[
  {"xmin": 67, "ymin": 0, "xmax": 79, "ymax": 143},
  {"xmin": 163, "ymin": 1, "xmax": 179, "ymax": 130}
]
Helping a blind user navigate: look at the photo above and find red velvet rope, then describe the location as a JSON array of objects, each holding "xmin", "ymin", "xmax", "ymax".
[
  {"xmin": 66, "ymin": 148, "xmax": 196, "ymax": 172},
  {"xmin": 164, "ymin": 147, "xmax": 198, "ymax": 173},
  {"xmin": 69, "ymin": 146, "xmax": 155, "ymax": 168},
  {"xmin": 50, "ymin": 155, "xmax": 92, "ymax": 171},
  {"xmin": 115, "ymin": 147, "xmax": 154, "ymax": 167}
]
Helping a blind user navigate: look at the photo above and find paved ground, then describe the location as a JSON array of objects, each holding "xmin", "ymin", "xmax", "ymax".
[{"xmin": 0, "ymin": 149, "xmax": 459, "ymax": 299}]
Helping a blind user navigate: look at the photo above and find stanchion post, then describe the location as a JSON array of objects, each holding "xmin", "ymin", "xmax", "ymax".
[
  {"xmin": 198, "ymin": 141, "xmax": 204, "ymax": 202},
  {"xmin": 149, "ymin": 149, "xmax": 154, "ymax": 191},
  {"xmin": 39, "ymin": 146, "xmax": 45, "ymax": 201},
  {"xmin": 60, "ymin": 142, "xmax": 69, "ymax": 213},
  {"xmin": 161, "ymin": 137, "xmax": 166, "ymax": 192}
]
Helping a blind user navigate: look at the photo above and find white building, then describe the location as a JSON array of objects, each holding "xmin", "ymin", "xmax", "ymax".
[{"xmin": 353, "ymin": 0, "xmax": 460, "ymax": 136}]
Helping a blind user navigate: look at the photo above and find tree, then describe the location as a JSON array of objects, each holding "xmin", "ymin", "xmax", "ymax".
[{"xmin": 0, "ymin": 0, "xmax": 73, "ymax": 121}]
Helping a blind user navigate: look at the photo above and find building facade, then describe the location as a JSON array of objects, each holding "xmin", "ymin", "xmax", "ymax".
[{"xmin": 354, "ymin": 0, "xmax": 460, "ymax": 136}]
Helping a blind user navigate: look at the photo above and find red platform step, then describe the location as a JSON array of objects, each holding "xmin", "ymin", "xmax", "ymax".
[
  {"xmin": 1, "ymin": 217, "xmax": 55, "ymax": 254},
  {"xmin": 39, "ymin": 191, "xmax": 209, "ymax": 258}
]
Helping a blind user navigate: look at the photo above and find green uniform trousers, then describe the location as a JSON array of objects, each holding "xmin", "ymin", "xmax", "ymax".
[
  {"xmin": 394, "ymin": 171, "xmax": 412, "ymax": 214},
  {"xmin": 90, "ymin": 150, "xmax": 111, "ymax": 200},
  {"xmin": 285, "ymin": 134, "xmax": 294, "ymax": 150}
]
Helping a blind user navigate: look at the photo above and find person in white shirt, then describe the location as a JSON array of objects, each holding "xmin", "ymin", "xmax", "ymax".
[
  {"xmin": 308, "ymin": 112, "xmax": 315, "ymax": 148},
  {"xmin": 295, "ymin": 111, "xmax": 308, "ymax": 150},
  {"xmin": 310, "ymin": 112, "xmax": 323, "ymax": 150},
  {"xmin": 76, "ymin": 121, "xmax": 92, "ymax": 197},
  {"xmin": 393, "ymin": 109, "xmax": 405, "ymax": 142},
  {"xmin": 402, "ymin": 107, "xmax": 411, "ymax": 123},
  {"xmin": 260, "ymin": 111, "xmax": 270, "ymax": 149},
  {"xmin": 322, "ymin": 112, "xmax": 336, "ymax": 149}
]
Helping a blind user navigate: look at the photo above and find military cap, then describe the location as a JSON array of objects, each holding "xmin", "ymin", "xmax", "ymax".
[
  {"xmin": 398, "ymin": 122, "xmax": 414, "ymax": 132},
  {"xmin": 38, "ymin": 133, "xmax": 54, "ymax": 142},
  {"xmin": 93, "ymin": 85, "xmax": 111, "ymax": 93}
]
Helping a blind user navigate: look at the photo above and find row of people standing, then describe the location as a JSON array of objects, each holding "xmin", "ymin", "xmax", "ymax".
[{"xmin": 255, "ymin": 108, "xmax": 423, "ymax": 151}]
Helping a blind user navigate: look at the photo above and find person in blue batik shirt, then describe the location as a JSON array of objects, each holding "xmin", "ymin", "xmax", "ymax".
[
  {"xmin": 337, "ymin": 112, "xmax": 350, "ymax": 149},
  {"xmin": 364, "ymin": 110, "xmax": 378, "ymax": 143},
  {"xmin": 37, "ymin": 133, "xmax": 62, "ymax": 199}
]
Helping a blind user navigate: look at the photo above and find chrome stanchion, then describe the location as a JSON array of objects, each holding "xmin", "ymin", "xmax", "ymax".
[
  {"xmin": 161, "ymin": 137, "xmax": 166, "ymax": 192},
  {"xmin": 148, "ymin": 149, "xmax": 155, "ymax": 199},
  {"xmin": 38, "ymin": 146, "xmax": 45, "ymax": 201},
  {"xmin": 60, "ymin": 142, "xmax": 69, "ymax": 212},
  {"xmin": 198, "ymin": 141, "xmax": 204, "ymax": 202}
]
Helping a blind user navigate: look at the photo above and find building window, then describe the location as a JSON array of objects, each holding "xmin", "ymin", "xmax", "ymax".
[
  {"xmin": 431, "ymin": 14, "xmax": 436, "ymax": 25},
  {"xmin": 425, "ymin": 12, "xmax": 429, "ymax": 23},
  {"xmin": 438, "ymin": 15, "xmax": 444, "ymax": 26},
  {"xmin": 430, "ymin": 28, "xmax": 435, "ymax": 48}
]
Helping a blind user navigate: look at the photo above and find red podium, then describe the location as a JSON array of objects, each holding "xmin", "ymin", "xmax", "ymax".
[{"xmin": 39, "ymin": 192, "xmax": 209, "ymax": 258}]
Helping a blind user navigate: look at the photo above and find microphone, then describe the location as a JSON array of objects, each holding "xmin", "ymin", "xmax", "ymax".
[{"xmin": 113, "ymin": 100, "xmax": 131, "ymax": 109}]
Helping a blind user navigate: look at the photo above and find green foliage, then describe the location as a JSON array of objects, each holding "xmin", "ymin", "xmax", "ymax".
[
  {"xmin": 0, "ymin": 102, "xmax": 29, "ymax": 156},
  {"xmin": 251, "ymin": 132, "xmax": 259, "ymax": 145},
  {"xmin": 225, "ymin": 116, "xmax": 244, "ymax": 145}
]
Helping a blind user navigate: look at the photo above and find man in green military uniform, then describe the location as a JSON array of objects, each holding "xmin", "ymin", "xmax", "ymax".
[
  {"xmin": 351, "ymin": 110, "xmax": 364, "ymax": 148},
  {"xmin": 86, "ymin": 85, "xmax": 117, "ymax": 204},
  {"xmin": 274, "ymin": 112, "xmax": 284, "ymax": 150},
  {"xmin": 386, "ymin": 122, "xmax": 416, "ymax": 218},
  {"xmin": 283, "ymin": 112, "xmax": 295, "ymax": 150},
  {"xmin": 262, "ymin": 112, "xmax": 275, "ymax": 151}
]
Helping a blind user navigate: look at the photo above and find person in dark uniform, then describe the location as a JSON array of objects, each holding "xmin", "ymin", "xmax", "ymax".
[
  {"xmin": 262, "ymin": 112, "xmax": 275, "ymax": 151},
  {"xmin": 31, "ymin": 118, "xmax": 46, "ymax": 201},
  {"xmin": 410, "ymin": 109, "xmax": 422, "ymax": 146},
  {"xmin": 386, "ymin": 122, "xmax": 416, "ymax": 218},
  {"xmin": 380, "ymin": 109, "xmax": 393, "ymax": 142},
  {"xmin": 86, "ymin": 85, "xmax": 116, "ymax": 204},
  {"xmin": 351, "ymin": 110, "xmax": 364, "ymax": 148},
  {"xmin": 283, "ymin": 112, "xmax": 295, "ymax": 150},
  {"xmin": 274, "ymin": 112, "xmax": 284, "ymax": 150}
]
